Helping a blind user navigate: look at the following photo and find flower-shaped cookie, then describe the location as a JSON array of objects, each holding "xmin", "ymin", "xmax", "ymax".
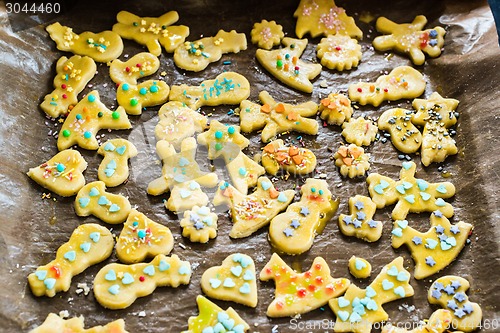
[
  {"xmin": 180, "ymin": 206, "xmax": 218, "ymax": 243},
  {"xmin": 319, "ymin": 93, "xmax": 353, "ymax": 125},
  {"xmin": 317, "ymin": 35, "xmax": 362, "ymax": 71},
  {"xmin": 334, "ymin": 144, "xmax": 370, "ymax": 178},
  {"xmin": 251, "ymin": 20, "xmax": 284, "ymax": 50},
  {"xmin": 341, "ymin": 117, "xmax": 378, "ymax": 146}
]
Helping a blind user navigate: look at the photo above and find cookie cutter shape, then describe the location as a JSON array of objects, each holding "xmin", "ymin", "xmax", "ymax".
[
  {"xmin": 261, "ymin": 139, "xmax": 317, "ymax": 176},
  {"xmin": 256, "ymin": 38, "xmax": 322, "ymax": 93},
  {"xmin": 317, "ymin": 35, "xmax": 362, "ymax": 71},
  {"xmin": 57, "ymin": 91, "xmax": 131, "ymax": 151},
  {"xmin": 46, "ymin": 23, "xmax": 123, "ymax": 63},
  {"xmin": 75, "ymin": 181, "xmax": 131, "ymax": 224},
  {"xmin": 367, "ymin": 161, "xmax": 455, "ymax": 220},
  {"xmin": 378, "ymin": 108, "xmax": 422, "ymax": 154},
  {"xmin": 109, "ymin": 52, "xmax": 160, "ymax": 85},
  {"xmin": 269, "ymin": 178, "xmax": 338, "ymax": 255},
  {"xmin": 174, "ymin": 30, "xmax": 247, "ymax": 72},
  {"xmin": 30, "ymin": 313, "xmax": 128, "ymax": 333},
  {"xmin": 319, "ymin": 93, "xmax": 353, "ymax": 126},
  {"xmin": 381, "ymin": 309, "xmax": 452, "ymax": 333},
  {"xmin": 201, "ymin": 253, "xmax": 257, "ymax": 307},
  {"xmin": 113, "ymin": 11, "xmax": 189, "ymax": 56},
  {"xmin": 339, "ymin": 195, "xmax": 382, "ymax": 242},
  {"xmin": 180, "ymin": 205, "xmax": 218, "ymax": 243},
  {"xmin": 329, "ymin": 257, "xmax": 414, "ymax": 333},
  {"xmin": 28, "ymin": 223, "xmax": 114, "ymax": 297},
  {"xmin": 41, "ymin": 55, "xmax": 97, "ymax": 118},
  {"xmin": 240, "ymin": 90, "xmax": 319, "ymax": 143},
  {"xmin": 97, "ymin": 139, "xmax": 138, "ymax": 187},
  {"xmin": 213, "ymin": 177, "xmax": 294, "ymax": 239},
  {"xmin": 251, "ymin": 20, "xmax": 284, "ymax": 50},
  {"xmin": 116, "ymin": 79, "xmax": 170, "ymax": 115},
  {"xmin": 94, "ymin": 254, "xmax": 191, "ymax": 309},
  {"xmin": 348, "ymin": 66, "xmax": 426, "ymax": 107},
  {"xmin": 116, "ymin": 209, "xmax": 174, "ymax": 264},
  {"xmin": 260, "ymin": 253, "xmax": 350, "ymax": 317},
  {"xmin": 334, "ymin": 144, "xmax": 370, "ymax": 178},
  {"xmin": 373, "ymin": 15, "xmax": 446, "ymax": 66},
  {"xmin": 391, "ymin": 210, "xmax": 473, "ymax": 279},
  {"xmin": 348, "ymin": 256, "xmax": 372, "ymax": 279},
  {"xmin": 27, "ymin": 149, "xmax": 87, "ymax": 197},
  {"xmin": 341, "ymin": 117, "xmax": 378, "ymax": 147}
]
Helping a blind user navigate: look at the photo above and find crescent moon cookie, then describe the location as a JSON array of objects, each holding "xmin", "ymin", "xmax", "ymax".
[
  {"xmin": 261, "ymin": 139, "xmax": 317, "ymax": 176},
  {"xmin": 338, "ymin": 195, "xmax": 382, "ymax": 242},
  {"xmin": 348, "ymin": 66, "xmax": 426, "ymax": 107},
  {"xmin": 180, "ymin": 205, "xmax": 218, "ymax": 243},
  {"xmin": 317, "ymin": 34, "xmax": 362, "ymax": 71},
  {"xmin": 251, "ymin": 20, "xmax": 284, "ymax": 50},
  {"xmin": 334, "ymin": 144, "xmax": 370, "ymax": 178},
  {"xmin": 319, "ymin": 93, "xmax": 353, "ymax": 126},
  {"xmin": 30, "ymin": 313, "xmax": 128, "ymax": 333},
  {"xmin": 97, "ymin": 139, "xmax": 138, "ymax": 187},
  {"xmin": 378, "ymin": 108, "xmax": 422, "ymax": 154},
  {"xmin": 46, "ymin": 23, "xmax": 123, "ymax": 63},
  {"xmin": 109, "ymin": 52, "xmax": 160, "ymax": 85},
  {"xmin": 28, "ymin": 224, "xmax": 114, "ymax": 297}
]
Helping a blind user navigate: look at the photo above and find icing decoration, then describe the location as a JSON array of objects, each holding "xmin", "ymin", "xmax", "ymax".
[
  {"xmin": 334, "ymin": 144, "xmax": 370, "ymax": 178},
  {"xmin": 339, "ymin": 195, "xmax": 382, "ymax": 242},
  {"xmin": 341, "ymin": 117, "xmax": 379, "ymax": 147},
  {"xmin": 109, "ymin": 52, "xmax": 160, "ymax": 85},
  {"xmin": 30, "ymin": 313, "xmax": 128, "ymax": 333},
  {"xmin": 261, "ymin": 139, "xmax": 317, "ymax": 176},
  {"xmin": 381, "ymin": 309, "xmax": 452, "ymax": 333},
  {"xmin": 319, "ymin": 92, "xmax": 353, "ymax": 126},
  {"xmin": 180, "ymin": 205, "xmax": 218, "ymax": 243},
  {"xmin": 348, "ymin": 256, "xmax": 372, "ymax": 279},
  {"xmin": 317, "ymin": 34, "xmax": 362, "ymax": 71},
  {"xmin": 251, "ymin": 20, "xmax": 284, "ymax": 50},
  {"xmin": 116, "ymin": 79, "xmax": 169, "ymax": 116},
  {"xmin": 378, "ymin": 108, "xmax": 422, "ymax": 154},
  {"xmin": 97, "ymin": 139, "xmax": 138, "ymax": 187}
]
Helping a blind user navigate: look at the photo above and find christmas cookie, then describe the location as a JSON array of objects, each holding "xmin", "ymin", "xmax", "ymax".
[
  {"xmin": 46, "ymin": 23, "xmax": 123, "ymax": 63},
  {"xmin": 251, "ymin": 20, "xmax": 284, "ymax": 50},
  {"xmin": 109, "ymin": 52, "xmax": 160, "ymax": 85},
  {"xmin": 116, "ymin": 79, "xmax": 169, "ymax": 115},
  {"xmin": 334, "ymin": 144, "xmax": 370, "ymax": 178},
  {"xmin": 256, "ymin": 38, "xmax": 322, "ymax": 93},
  {"xmin": 261, "ymin": 139, "xmax": 317, "ymax": 176},
  {"xmin": 382, "ymin": 309, "xmax": 452, "ymax": 333},
  {"xmin": 348, "ymin": 256, "xmax": 371, "ymax": 279},
  {"xmin": 329, "ymin": 257, "xmax": 414, "ymax": 333},
  {"xmin": 174, "ymin": 30, "xmax": 247, "ymax": 72},
  {"xmin": 260, "ymin": 253, "xmax": 350, "ymax": 317},
  {"xmin": 41, "ymin": 55, "xmax": 96, "ymax": 118},
  {"xmin": 269, "ymin": 178, "xmax": 338, "ymax": 255},
  {"xmin": 180, "ymin": 205, "xmax": 218, "ymax": 243},
  {"xmin": 75, "ymin": 181, "xmax": 131, "ymax": 224},
  {"xmin": 240, "ymin": 90, "xmax": 319, "ymax": 142},
  {"xmin": 27, "ymin": 149, "xmax": 87, "ymax": 197},
  {"xmin": 28, "ymin": 224, "xmax": 113, "ymax": 297},
  {"xmin": 341, "ymin": 117, "xmax": 378, "ymax": 146},
  {"xmin": 319, "ymin": 93, "xmax": 353, "ymax": 126},
  {"xmin": 57, "ymin": 91, "xmax": 131, "ymax": 151},
  {"xmin": 116, "ymin": 209, "xmax": 174, "ymax": 264},
  {"xmin": 373, "ymin": 15, "xmax": 446, "ymax": 66},
  {"xmin": 94, "ymin": 254, "xmax": 191, "ymax": 309},
  {"xmin": 317, "ymin": 35, "xmax": 362, "ymax": 71},
  {"xmin": 348, "ymin": 66, "xmax": 426, "ymax": 107},
  {"xmin": 391, "ymin": 210, "xmax": 473, "ymax": 279},
  {"xmin": 30, "ymin": 313, "xmax": 128, "ymax": 333},
  {"xmin": 97, "ymin": 139, "xmax": 138, "ymax": 187},
  {"xmin": 201, "ymin": 253, "xmax": 257, "ymax": 307},
  {"xmin": 339, "ymin": 195, "xmax": 382, "ymax": 242},
  {"xmin": 213, "ymin": 177, "xmax": 294, "ymax": 238},
  {"xmin": 112, "ymin": 11, "xmax": 189, "ymax": 56},
  {"xmin": 378, "ymin": 108, "xmax": 422, "ymax": 154},
  {"xmin": 367, "ymin": 161, "xmax": 455, "ymax": 220},
  {"xmin": 169, "ymin": 72, "xmax": 250, "ymax": 110}
]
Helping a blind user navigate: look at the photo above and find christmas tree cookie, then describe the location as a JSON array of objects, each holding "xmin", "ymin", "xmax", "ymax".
[{"xmin": 97, "ymin": 139, "xmax": 138, "ymax": 187}]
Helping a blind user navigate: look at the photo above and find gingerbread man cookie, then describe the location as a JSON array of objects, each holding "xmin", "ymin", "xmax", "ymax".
[
  {"xmin": 317, "ymin": 35, "xmax": 362, "ymax": 71},
  {"xmin": 28, "ymin": 224, "xmax": 114, "ymax": 297},
  {"xmin": 46, "ymin": 23, "xmax": 123, "ymax": 63},
  {"xmin": 109, "ymin": 52, "xmax": 160, "ymax": 85},
  {"xmin": 269, "ymin": 178, "xmax": 338, "ymax": 255},
  {"xmin": 339, "ymin": 195, "xmax": 382, "ymax": 242},
  {"xmin": 348, "ymin": 256, "xmax": 372, "ymax": 279},
  {"xmin": 251, "ymin": 20, "xmax": 284, "ymax": 50},
  {"xmin": 348, "ymin": 66, "xmax": 426, "ymax": 107},
  {"xmin": 261, "ymin": 139, "xmax": 317, "ymax": 176},
  {"xmin": 342, "ymin": 117, "xmax": 379, "ymax": 146},
  {"xmin": 334, "ymin": 144, "xmax": 370, "ymax": 178},
  {"xmin": 30, "ymin": 313, "xmax": 128, "ymax": 333},
  {"xmin": 41, "ymin": 55, "xmax": 96, "ymax": 118},
  {"xmin": 382, "ymin": 309, "xmax": 452, "ymax": 333},
  {"xmin": 112, "ymin": 11, "xmax": 189, "ymax": 56},
  {"xmin": 97, "ymin": 139, "xmax": 138, "ymax": 187},
  {"xmin": 319, "ymin": 93, "xmax": 353, "ymax": 125},
  {"xmin": 256, "ymin": 38, "xmax": 322, "ymax": 93},
  {"xmin": 180, "ymin": 205, "xmax": 218, "ymax": 243},
  {"xmin": 260, "ymin": 253, "xmax": 350, "ymax": 317},
  {"xmin": 378, "ymin": 108, "xmax": 422, "ymax": 154},
  {"xmin": 27, "ymin": 149, "xmax": 87, "ymax": 197}
]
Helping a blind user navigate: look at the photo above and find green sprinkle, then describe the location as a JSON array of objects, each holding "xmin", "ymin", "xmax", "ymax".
[{"xmin": 62, "ymin": 129, "xmax": 71, "ymax": 137}]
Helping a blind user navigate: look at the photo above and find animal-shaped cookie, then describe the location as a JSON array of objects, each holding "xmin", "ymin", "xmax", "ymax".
[
  {"xmin": 373, "ymin": 15, "xmax": 446, "ymax": 66},
  {"xmin": 334, "ymin": 144, "xmax": 370, "ymax": 178},
  {"xmin": 391, "ymin": 210, "xmax": 473, "ymax": 279},
  {"xmin": 116, "ymin": 80, "xmax": 169, "ymax": 115},
  {"xmin": 46, "ymin": 23, "xmax": 123, "ymax": 63},
  {"xmin": 174, "ymin": 30, "xmax": 247, "ymax": 72},
  {"xmin": 378, "ymin": 108, "xmax": 422, "ymax": 154},
  {"xmin": 339, "ymin": 195, "xmax": 382, "ymax": 242},
  {"xmin": 428, "ymin": 276, "xmax": 482, "ymax": 332},
  {"xmin": 348, "ymin": 66, "xmax": 426, "ymax": 107},
  {"xmin": 41, "ymin": 55, "xmax": 97, "ymax": 118},
  {"xmin": 348, "ymin": 256, "xmax": 371, "ymax": 279},
  {"xmin": 261, "ymin": 139, "xmax": 317, "ymax": 176},
  {"xmin": 240, "ymin": 90, "xmax": 318, "ymax": 142},
  {"xmin": 367, "ymin": 161, "xmax": 455, "ymax": 220},
  {"xmin": 317, "ymin": 35, "xmax": 362, "ymax": 71},
  {"xmin": 260, "ymin": 253, "xmax": 350, "ymax": 317},
  {"xmin": 30, "ymin": 313, "xmax": 128, "ymax": 333},
  {"xmin": 201, "ymin": 253, "xmax": 257, "ymax": 307},
  {"xmin": 27, "ymin": 149, "xmax": 87, "ymax": 197},
  {"xmin": 256, "ymin": 38, "xmax": 322, "ymax": 93},
  {"xmin": 94, "ymin": 254, "xmax": 191, "ymax": 309},
  {"xmin": 319, "ymin": 93, "xmax": 353, "ymax": 125},
  {"xmin": 112, "ymin": 11, "xmax": 189, "ymax": 56},
  {"xmin": 251, "ymin": 20, "xmax": 284, "ymax": 50},
  {"xmin": 75, "ymin": 181, "xmax": 131, "ymax": 224},
  {"xmin": 341, "ymin": 117, "xmax": 379, "ymax": 146},
  {"xmin": 169, "ymin": 72, "xmax": 250, "ymax": 110},
  {"xmin": 181, "ymin": 295, "xmax": 250, "ymax": 333},
  {"xmin": 109, "ymin": 52, "xmax": 160, "ymax": 85},
  {"xmin": 329, "ymin": 257, "xmax": 414, "ymax": 333},
  {"xmin": 180, "ymin": 205, "xmax": 218, "ymax": 243},
  {"xmin": 382, "ymin": 309, "xmax": 452, "ymax": 333},
  {"xmin": 116, "ymin": 209, "xmax": 174, "ymax": 264},
  {"xmin": 412, "ymin": 92, "xmax": 460, "ymax": 166},
  {"xmin": 28, "ymin": 224, "xmax": 113, "ymax": 297},
  {"xmin": 269, "ymin": 178, "xmax": 338, "ymax": 255},
  {"xmin": 97, "ymin": 139, "xmax": 138, "ymax": 187},
  {"xmin": 293, "ymin": 0, "xmax": 363, "ymax": 39},
  {"xmin": 213, "ymin": 177, "xmax": 295, "ymax": 238},
  {"xmin": 57, "ymin": 91, "xmax": 131, "ymax": 151}
]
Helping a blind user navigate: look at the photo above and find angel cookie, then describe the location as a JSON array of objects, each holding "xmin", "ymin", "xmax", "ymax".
[
  {"xmin": 382, "ymin": 309, "xmax": 452, "ymax": 333},
  {"xmin": 348, "ymin": 66, "xmax": 426, "ymax": 107},
  {"xmin": 113, "ymin": 11, "xmax": 189, "ymax": 56},
  {"xmin": 97, "ymin": 139, "xmax": 137, "ymax": 187},
  {"xmin": 109, "ymin": 52, "xmax": 160, "ymax": 85},
  {"xmin": 348, "ymin": 256, "xmax": 371, "ymax": 279},
  {"xmin": 334, "ymin": 144, "xmax": 370, "ymax": 178},
  {"xmin": 251, "ymin": 20, "xmax": 284, "ymax": 50},
  {"xmin": 256, "ymin": 38, "xmax": 322, "ymax": 93},
  {"xmin": 27, "ymin": 149, "xmax": 87, "ymax": 197},
  {"xmin": 261, "ymin": 139, "xmax": 317, "ymax": 176},
  {"xmin": 30, "ymin": 313, "xmax": 128, "ymax": 333},
  {"xmin": 41, "ymin": 55, "xmax": 96, "ymax": 118},
  {"xmin": 378, "ymin": 108, "xmax": 422, "ymax": 154},
  {"xmin": 339, "ymin": 195, "xmax": 382, "ymax": 242},
  {"xmin": 174, "ymin": 30, "xmax": 247, "ymax": 72},
  {"xmin": 260, "ymin": 253, "xmax": 350, "ymax": 317},
  {"xmin": 46, "ymin": 23, "xmax": 123, "ymax": 63},
  {"xmin": 342, "ymin": 117, "xmax": 378, "ymax": 146},
  {"xmin": 373, "ymin": 15, "xmax": 446, "ymax": 66},
  {"xmin": 269, "ymin": 178, "xmax": 338, "ymax": 255},
  {"xmin": 319, "ymin": 93, "xmax": 353, "ymax": 125},
  {"xmin": 28, "ymin": 224, "xmax": 113, "ymax": 297},
  {"xmin": 317, "ymin": 35, "xmax": 362, "ymax": 71},
  {"xmin": 180, "ymin": 206, "xmax": 218, "ymax": 243}
]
